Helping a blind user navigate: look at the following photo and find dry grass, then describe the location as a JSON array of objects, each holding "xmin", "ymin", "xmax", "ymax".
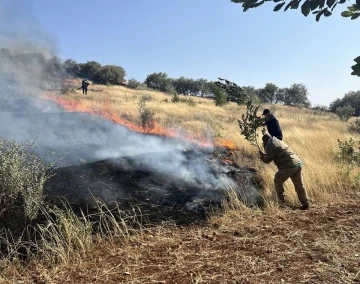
[{"xmin": 2, "ymin": 84, "xmax": 359, "ymax": 283}]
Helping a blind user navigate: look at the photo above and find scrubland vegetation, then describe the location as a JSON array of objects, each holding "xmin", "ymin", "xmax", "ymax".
[{"xmin": 1, "ymin": 83, "xmax": 360, "ymax": 283}]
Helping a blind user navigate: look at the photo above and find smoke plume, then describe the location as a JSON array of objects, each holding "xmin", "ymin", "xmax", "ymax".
[{"xmin": 0, "ymin": 0, "xmax": 261, "ymax": 210}]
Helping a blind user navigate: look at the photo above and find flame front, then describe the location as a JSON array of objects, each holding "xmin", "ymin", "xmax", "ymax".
[{"xmin": 42, "ymin": 92, "xmax": 236, "ymax": 150}]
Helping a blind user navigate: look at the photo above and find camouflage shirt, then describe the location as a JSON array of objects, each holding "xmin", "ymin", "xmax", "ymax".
[{"xmin": 261, "ymin": 137, "xmax": 302, "ymax": 170}]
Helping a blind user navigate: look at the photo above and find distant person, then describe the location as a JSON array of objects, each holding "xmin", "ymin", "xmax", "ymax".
[
  {"xmin": 78, "ymin": 79, "xmax": 90, "ymax": 95},
  {"xmin": 262, "ymin": 109, "xmax": 283, "ymax": 140},
  {"xmin": 259, "ymin": 134, "xmax": 310, "ymax": 210}
]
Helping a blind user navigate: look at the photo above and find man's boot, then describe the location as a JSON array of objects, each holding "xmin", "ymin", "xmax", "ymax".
[
  {"xmin": 299, "ymin": 203, "xmax": 310, "ymax": 210},
  {"xmin": 277, "ymin": 195, "xmax": 288, "ymax": 209}
]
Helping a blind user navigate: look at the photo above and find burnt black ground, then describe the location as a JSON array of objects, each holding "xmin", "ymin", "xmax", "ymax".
[{"xmin": 44, "ymin": 149, "xmax": 262, "ymax": 224}]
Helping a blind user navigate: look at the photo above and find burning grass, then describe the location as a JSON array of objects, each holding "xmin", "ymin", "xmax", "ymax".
[{"xmin": 42, "ymin": 90, "xmax": 236, "ymax": 150}]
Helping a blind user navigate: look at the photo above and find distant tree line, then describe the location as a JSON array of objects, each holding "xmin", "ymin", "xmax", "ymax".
[
  {"xmin": 0, "ymin": 48, "xmax": 126, "ymax": 86},
  {"xmin": 6, "ymin": 48, "xmax": 360, "ymax": 118},
  {"xmin": 330, "ymin": 91, "xmax": 360, "ymax": 121},
  {"xmin": 63, "ymin": 59, "xmax": 126, "ymax": 85},
  {"xmin": 142, "ymin": 72, "xmax": 312, "ymax": 107}
]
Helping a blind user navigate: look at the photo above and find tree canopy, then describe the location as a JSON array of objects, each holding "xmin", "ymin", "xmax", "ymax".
[
  {"xmin": 231, "ymin": 0, "xmax": 360, "ymax": 77},
  {"xmin": 330, "ymin": 90, "xmax": 360, "ymax": 116}
]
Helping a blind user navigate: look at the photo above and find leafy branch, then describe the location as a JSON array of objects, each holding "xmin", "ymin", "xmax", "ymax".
[
  {"xmin": 231, "ymin": 0, "xmax": 360, "ymax": 76},
  {"xmin": 231, "ymin": 0, "xmax": 358, "ymax": 21},
  {"xmin": 215, "ymin": 77, "xmax": 266, "ymax": 149},
  {"xmin": 214, "ymin": 77, "xmax": 248, "ymax": 105},
  {"xmin": 238, "ymin": 100, "xmax": 266, "ymax": 151}
]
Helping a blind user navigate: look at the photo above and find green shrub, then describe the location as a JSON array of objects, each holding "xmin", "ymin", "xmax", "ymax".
[
  {"xmin": 170, "ymin": 93, "xmax": 196, "ymax": 106},
  {"xmin": 186, "ymin": 97, "xmax": 196, "ymax": 107},
  {"xmin": 0, "ymin": 139, "xmax": 54, "ymax": 222},
  {"xmin": 171, "ymin": 93, "xmax": 180, "ymax": 103},
  {"xmin": 213, "ymin": 87, "xmax": 228, "ymax": 106},
  {"xmin": 349, "ymin": 118, "xmax": 360, "ymax": 133},
  {"xmin": 127, "ymin": 78, "xmax": 141, "ymax": 89},
  {"xmin": 335, "ymin": 105, "xmax": 355, "ymax": 121},
  {"xmin": 140, "ymin": 94, "xmax": 153, "ymax": 102},
  {"xmin": 138, "ymin": 98, "xmax": 156, "ymax": 133},
  {"xmin": 336, "ymin": 138, "xmax": 360, "ymax": 165}
]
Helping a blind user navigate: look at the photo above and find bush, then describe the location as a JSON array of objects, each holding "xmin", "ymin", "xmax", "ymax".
[
  {"xmin": 171, "ymin": 93, "xmax": 196, "ymax": 106},
  {"xmin": 140, "ymin": 94, "xmax": 153, "ymax": 102},
  {"xmin": 335, "ymin": 105, "xmax": 355, "ymax": 121},
  {"xmin": 93, "ymin": 65, "xmax": 126, "ymax": 85},
  {"xmin": 186, "ymin": 98, "xmax": 196, "ymax": 107},
  {"xmin": 127, "ymin": 78, "xmax": 141, "ymax": 89},
  {"xmin": 213, "ymin": 87, "xmax": 228, "ymax": 106},
  {"xmin": 349, "ymin": 118, "xmax": 360, "ymax": 133},
  {"xmin": 311, "ymin": 105, "xmax": 329, "ymax": 116},
  {"xmin": 336, "ymin": 138, "xmax": 360, "ymax": 165},
  {"xmin": 60, "ymin": 86, "xmax": 76, "ymax": 95},
  {"xmin": 0, "ymin": 139, "xmax": 54, "ymax": 222},
  {"xmin": 138, "ymin": 98, "xmax": 156, "ymax": 133},
  {"xmin": 144, "ymin": 72, "xmax": 173, "ymax": 93},
  {"xmin": 171, "ymin": 93, "xmax": 180, "ymax": 103}
]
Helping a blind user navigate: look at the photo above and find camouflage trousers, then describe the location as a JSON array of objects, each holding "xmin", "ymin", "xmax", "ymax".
[{"xmin": 274, "ymin": 166, "xmax": 310, "ymax": 206}]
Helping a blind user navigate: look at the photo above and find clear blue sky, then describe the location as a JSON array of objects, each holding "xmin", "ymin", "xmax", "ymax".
[{"xmin": 4, "ymin": 0, "xmax": 360, "ymax": 105}]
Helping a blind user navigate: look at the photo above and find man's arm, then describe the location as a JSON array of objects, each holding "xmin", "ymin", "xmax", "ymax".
[{"xmin": 259, "ymin": 149, "xmax": 275, "ymax": 164}]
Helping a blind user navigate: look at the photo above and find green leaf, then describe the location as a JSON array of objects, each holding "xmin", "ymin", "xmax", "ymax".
[
  {"xmin": 354, "ymin": 56, "xmax": 360, "ymax": 64},
  {"xmin": 341, "ymin": 11, "xmax": 353, "ymax": 17},
  {"xmin": 292, "ymin": 0, "xmax": 301, "ymax": 9},
  {"xmin": 273, "ymin": 0, "xmax": 283, "ymax": 2},
  {"xmin": 319, "ymin": 0, "xmax": 326, "ymax": 8},
  {"xmin": 316, "ymin": 9, "xmax": 325, "ymax": 20},
  {"xmin": 251, "ymin": 0, "xmax": 265, "ymax": 7},
  {"xmin": 301, "ymin": 0, "xmax": 311, "ymax": 15},
  {"xmin": 273, "ymin": 2, "xmax": 286, "ymax": 11},
  {"xmin": 357, "ymin": 0, "xmax": 360, "ymax": 4},
  {"xmin": 310, "ymin": 0, "xmax": 321, "ymax": 11},
  {"xmin": 243, "ymin": 0, "xmax": 258, "ymax": 11},
  {"xmin": 338, "ymin": 0, "xmax": 346, "ymax": 4},
  {"xmin": 326, "ymin": 0, "xmax": 336, "ymax": 8},
  {"xmin": 348, "ymin": 5, "xmax": 357, "ymax": 11},
  {"xmin": 284, "ymin": 2, "xmax": 293, "ymax": 10},
  {"xmin": 351, "ymin": 12, "xmax": 360, "ymax": 19}
]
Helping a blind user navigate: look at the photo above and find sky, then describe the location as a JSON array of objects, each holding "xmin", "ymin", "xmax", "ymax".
[{"xmin": 2, "ymin": 0, "xmax": 360, "ymax": 106}]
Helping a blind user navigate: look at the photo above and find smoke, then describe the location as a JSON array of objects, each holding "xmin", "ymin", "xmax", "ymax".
[{"xmin": 0, "ymin": 0, "xmax": 261, "ymax": 208}]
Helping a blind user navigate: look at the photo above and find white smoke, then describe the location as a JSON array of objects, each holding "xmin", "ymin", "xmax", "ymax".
[{"xmin": 0, "ymin": 0, "xmax": 261, "ymax": 208}]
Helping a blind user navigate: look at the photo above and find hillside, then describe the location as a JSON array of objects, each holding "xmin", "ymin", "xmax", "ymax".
[
  {"xmin": 45, "ymin": 83, "xmax": 360, "ymax": 206},
  {"xmin": 1, "ymin": 84, "xmax": 360, "ymax": 283}
]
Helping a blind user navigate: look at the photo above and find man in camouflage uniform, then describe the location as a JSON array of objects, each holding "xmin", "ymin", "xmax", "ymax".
[{"xmin": 259, "ymin": 134, "xmax": 310, "ymax": 210}]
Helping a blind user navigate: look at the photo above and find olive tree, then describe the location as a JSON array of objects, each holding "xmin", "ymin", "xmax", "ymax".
[{"xmin": 231, "ymin": 0, "xmax": 360, "ymax": 76}]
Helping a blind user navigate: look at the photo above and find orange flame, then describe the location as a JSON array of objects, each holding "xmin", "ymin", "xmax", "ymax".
[{"xmin": 42, "ymin": 92, "xmax": 236, "ymax": 150}]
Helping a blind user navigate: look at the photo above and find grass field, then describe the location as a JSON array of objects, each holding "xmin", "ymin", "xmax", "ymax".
[{"xmin": 1, "ymin": 84, "xmax": 360, "ymax": 283}]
